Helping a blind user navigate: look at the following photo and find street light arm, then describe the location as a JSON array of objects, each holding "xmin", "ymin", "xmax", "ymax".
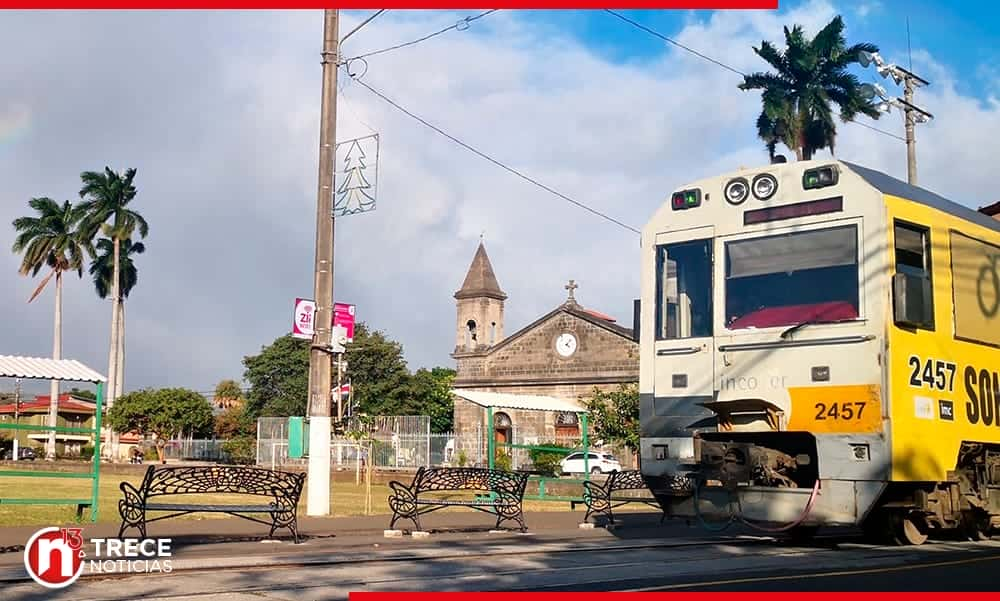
[{"xmin": 341, "ymin": 9, "xmax": 387, "ymax": 45}]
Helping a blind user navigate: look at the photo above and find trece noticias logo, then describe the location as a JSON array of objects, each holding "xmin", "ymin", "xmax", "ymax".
[
  {"xmin": 23, "ymin": 526, "xmax": 174, "ymax": 589},
  {"xmin": 23, "ymin": 527, "xmax": 86, "ymax": 589}
]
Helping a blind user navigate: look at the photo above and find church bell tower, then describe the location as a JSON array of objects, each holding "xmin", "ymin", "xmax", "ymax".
[{"xmin": 453, "ymin": 241, "xmax": 506, "ymax": 355}]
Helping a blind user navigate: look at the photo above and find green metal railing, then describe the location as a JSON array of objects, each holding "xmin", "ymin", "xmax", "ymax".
[
  {"xmin": 486, "ymin": 406, "xmax": 592, "ymax": 503},
  {"xmin": 0, "ymin": 382, "xmax": 104, "ymax": 522}
]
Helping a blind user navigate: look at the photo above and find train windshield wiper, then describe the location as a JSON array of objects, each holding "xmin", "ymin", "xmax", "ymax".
[
  {"xmin": 780, "ymin": 317, "xmax": 851, "ymax": 339},
  {"xmin": 780, "ymin": 319, "xmax": 821, "ymax": 339}
]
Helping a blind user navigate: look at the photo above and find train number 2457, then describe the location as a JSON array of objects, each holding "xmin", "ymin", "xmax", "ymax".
[
  {"xmin": 814, "ymin": 401, "xmax": 867, "ymax": 421},
  {"xmin": 908, "ymin": 355, "xmax": 957, "ymax": 392}
]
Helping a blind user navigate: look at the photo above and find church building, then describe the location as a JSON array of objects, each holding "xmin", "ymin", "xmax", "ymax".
[{"xmin": 449, "ymin": 241, "xmax": 639, "ymax": 465}]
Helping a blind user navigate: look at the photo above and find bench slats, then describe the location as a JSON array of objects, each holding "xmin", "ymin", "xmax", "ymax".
[
  {"xmin": 118, "ymin": 465, "xmax": 306, "ymax": 543},
  {"xmin": 143, "ymin": 503, "xmax": 276, "ymax": 512}
]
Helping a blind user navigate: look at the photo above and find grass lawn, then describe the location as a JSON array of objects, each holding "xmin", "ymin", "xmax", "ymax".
[{"xmin": 0, "ymin": 470, "xmax": 612, "ymax": 527}]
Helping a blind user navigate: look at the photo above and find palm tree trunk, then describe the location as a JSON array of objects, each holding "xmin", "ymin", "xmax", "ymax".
[
  {"xmin": 102, "ymin": 237, "xmax": 122, "ymax": 461},
  {"xmin": 112, "ymin": 301, "xmax": 125, "ymax": 459},
  {"xmin": 46, "ymin": 270, "xmax": 62, "ymax": 461}
]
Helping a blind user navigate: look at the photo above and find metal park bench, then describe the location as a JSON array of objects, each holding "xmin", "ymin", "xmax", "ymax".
[
  {"xmin": 576, "ymin": 469, "xmax": 667, "ymax": 524},
  {"xmin": 387, "ymin": 466, "xmax": 529, "ymax": 532},
  {"xmin": 117, "ymin": 465, "xmax": 307, "ymax": 543}
]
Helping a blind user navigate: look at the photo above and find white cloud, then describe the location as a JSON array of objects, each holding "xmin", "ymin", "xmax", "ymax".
[{"xmin": 1, "ymin": 4, "xmax": 997, "ymax": 392}]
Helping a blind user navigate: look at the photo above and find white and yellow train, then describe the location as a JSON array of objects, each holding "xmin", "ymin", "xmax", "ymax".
[{"xmin": 637, "ymin": 158, "xmax": 1000, "ymax": 545}]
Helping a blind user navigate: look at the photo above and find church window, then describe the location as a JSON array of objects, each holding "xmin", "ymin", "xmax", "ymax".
[
  {"xmin": 490, "ymin": 322, "xmax": 497, "ymax": 344},
  {"xmin": 494, "ymin": 412, "xmax": 512, "ymax": 427},
  {"xmin": 466, "ymin": 320, "xmax": 477, "ymax": 348}
]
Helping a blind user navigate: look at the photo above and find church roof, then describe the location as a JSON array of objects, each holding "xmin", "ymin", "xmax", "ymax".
[
  {"xmin": 452, "ymin": 389, "xmax": 585, "ymax": 413},
  {"xmin": 455, "ymin": 242, "xmax": 507, "ymax": 301}
]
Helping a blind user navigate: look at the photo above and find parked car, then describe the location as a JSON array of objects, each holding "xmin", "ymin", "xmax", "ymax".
[
  {"xmin": 560, "ymin": 451, "xmax": 621, "ymax": 475},
  {"xmin": 1, "ymin": 446, "xmax": 37, "ymax": 461}
]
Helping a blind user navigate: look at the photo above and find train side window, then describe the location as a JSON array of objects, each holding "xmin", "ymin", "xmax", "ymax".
[
  {"xmin": 655, "ymin": 239, "xmax": 713, "ymax": 340},
  {"xmin": 892, "ymin": 221, "xmax": 934, "ymax": 330}
]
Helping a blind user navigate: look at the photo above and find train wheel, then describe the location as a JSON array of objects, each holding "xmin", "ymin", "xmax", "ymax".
[
  {"xmin": 890, "ymin": 512, "xmax": 929, "ymax": 546},
  {"xmin": 962, "ymin": 511, "xmax": 992, "ymax": 541}
]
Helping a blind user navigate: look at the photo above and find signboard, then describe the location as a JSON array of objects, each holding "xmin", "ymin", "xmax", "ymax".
[
  {"xmin": 292, "ymin": 298, "xmax": 356, "ymax": 343},
  {"xmin": 334, "ymin": 303, "xmax": 356, "ymax": 343},
  {"xmin": 292, "ymin": 298, "xmax": 316, "ymax": 340},
  {"xmin": 334, "ymin": 383, "xmax": 351, "ymax": 398}
]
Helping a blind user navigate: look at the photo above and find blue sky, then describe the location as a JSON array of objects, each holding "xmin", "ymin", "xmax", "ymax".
[{"xmin": 2, "ymin": 5, "xmax": 999, "ymax": 392}]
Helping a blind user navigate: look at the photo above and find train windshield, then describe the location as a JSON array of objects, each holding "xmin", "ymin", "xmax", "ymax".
[{"xmin": 724, "ymin": 225, "xmax": 860, "ymax": 330}]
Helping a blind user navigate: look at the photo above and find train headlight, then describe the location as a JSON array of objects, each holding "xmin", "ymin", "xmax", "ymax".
[
  {"xmin": 803, "ymin": 165, "xmax": 840, "ymax": 190},
  {"xmin": 724, "ymin": 178, "xmax": 750, "ymax": 205},
  {"xmin": 751, "ymin": 173, "xmax": 778, "ymax": 200}
]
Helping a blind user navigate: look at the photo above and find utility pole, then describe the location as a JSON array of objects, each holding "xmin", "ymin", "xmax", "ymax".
[
  {"xmin": 306, "ymin": 8, "xmax": 339, "ymax": 518},
  {"xmin": 903, "ymin": 77, "xmax": 919, "ymax": 186},
  {"xmin": 859, "ymin": 51, "xmax": 932, "ymax": 186}
]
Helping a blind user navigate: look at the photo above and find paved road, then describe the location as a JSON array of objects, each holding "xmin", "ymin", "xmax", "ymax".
[{"xmin": 6, "ymin": 529, "xmax": 1000, "ymax": 600}]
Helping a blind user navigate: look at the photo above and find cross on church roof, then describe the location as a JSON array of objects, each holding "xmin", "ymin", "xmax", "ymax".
[{"xmin": 565, "ymin": 279, "xmax": 578, "ymax": 301}]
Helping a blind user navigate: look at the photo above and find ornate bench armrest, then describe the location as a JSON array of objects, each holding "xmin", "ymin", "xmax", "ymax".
[
  {"xmin": 119, "ymin": 481, "xmax": 144, "ymax": 508},
  {"xmin": 388, "ymin": 480, "xmax": 417, "ymax": 502},
  {"xmin": 582, "ymin": 480, "xmax": 611, "ymax": 507}
]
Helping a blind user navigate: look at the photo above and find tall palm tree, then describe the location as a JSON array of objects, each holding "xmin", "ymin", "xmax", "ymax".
[
  {"xmin": 90, "ymin": 237, "xmax": 145, "ymax": 408},
  {"xmin": 12, "ymin": 198, "xmax": 91, "ymax": 460},
  {"xmin": 739, "ymin": 15, "xmax": 882, "ymax": 161},
  {"xmin": 78, "ymin": 167, "xmax": 147, "ymax": 460}
]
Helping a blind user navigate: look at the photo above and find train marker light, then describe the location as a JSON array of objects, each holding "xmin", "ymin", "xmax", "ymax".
[
  {"xmin": 803, "ymin": 165, "xmax": 840, "ymax": 190},
  {"xmin": 751, "ymin": 173, "xmax": 778, "ymax": 200},
  {"xmin": 671, "ymin": 189, "xmax": 702, "ymax": 210}
]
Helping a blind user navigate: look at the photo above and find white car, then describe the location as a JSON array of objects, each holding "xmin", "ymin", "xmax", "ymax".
[{"xmin": 560, "ymin": 451, "xmax": 622, "ymax": 475}]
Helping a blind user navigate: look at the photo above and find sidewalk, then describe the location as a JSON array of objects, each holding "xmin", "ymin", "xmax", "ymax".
[{"xmin": 1, "ymin": 509, "xmax": 744, "ymax": 583}]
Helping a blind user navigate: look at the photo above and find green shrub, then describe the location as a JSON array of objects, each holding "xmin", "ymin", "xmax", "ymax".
[
  {"xmin": 143, "ymin": 447, "xmax": 159, "ymax": 461},
  {"xmin": 528, "ymin": 441, "xmax": 573, "ymax": 477},
  {"xmin": 456, "ymin": 449, "xmax": 468, "ymax": 467},
  {"xmin": 221, "ymin": 436, "xmax": 256, "ymax": 465},
  {"xmin": 80, "ymin": 445, "xmax": 94, "ymax": 460},
  {"xmin": 494, "ymin": 449, "xmax": 512, "ymax": 472}
]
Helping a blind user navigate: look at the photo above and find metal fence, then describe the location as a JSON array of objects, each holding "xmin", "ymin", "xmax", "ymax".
[
  {"xmin": 252, "ymin": 416, "xmax": 636, "ymax": 473},
  {"xmin": 160, "ymin": 439, "xmax": 231, "ymax": 462}
]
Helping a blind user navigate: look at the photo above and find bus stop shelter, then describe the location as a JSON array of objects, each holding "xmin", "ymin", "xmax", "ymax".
[{"xmin": 0, "ymin": 355, "xmax": 106, "ymax": 522}]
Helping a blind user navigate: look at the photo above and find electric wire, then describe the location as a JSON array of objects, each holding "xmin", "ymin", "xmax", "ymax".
[
  {"xmin": 341, "ymin": 9, "xmax": 500, "ymax": 63},
  {"xmin": 603, "ymin": 9, "xmax": 908, "ymax": 143},
  {"xmin": 346, "ymin": 71, "xmax": 642, "ymax": 234}
]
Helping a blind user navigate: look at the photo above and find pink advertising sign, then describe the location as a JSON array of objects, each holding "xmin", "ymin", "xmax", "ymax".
[
  {"xmin": 334, "ymin": 303, "xmax": 356, "ymax": 343},
  {"xmin": 293, "ymin": 298, "xmax": 355, "ymax": 342},
  {"xmin": 292, "ymin": 298, "xmax": 316, "ymax": 340}
]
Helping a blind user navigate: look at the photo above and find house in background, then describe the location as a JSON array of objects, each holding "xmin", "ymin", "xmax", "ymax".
[
  {"xmin": 980, "ymin": 201, "xmax": 1000, "ymax": 220},
  {"xmin": 0, "ymin": 392, "xmax": 140, "ymax": 458}
]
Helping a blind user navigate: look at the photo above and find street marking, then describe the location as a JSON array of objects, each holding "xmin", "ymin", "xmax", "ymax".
[{"xmin": 623, "ymin": 552, "xmax": 1000, "ymax": 590}]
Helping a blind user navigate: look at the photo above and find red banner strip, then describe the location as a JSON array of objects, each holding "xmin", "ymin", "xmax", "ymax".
[
  {"xmin": 349, "ymin": 594, "xmax": 970, "ymax": 600},
  {"xmin": 0, "ymin": 1, "xmax": 779, "ymax": 7}
]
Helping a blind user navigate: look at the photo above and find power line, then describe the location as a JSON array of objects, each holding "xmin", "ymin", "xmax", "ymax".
[
  {"xmin": 341, "ymin": 9, "xmax": 500, "ymax": 63},
  {"xmin": 603, "ymin": 9, "xmax": 906, "ymax": 143},
  {"xmin": 347, "ymin": 71, "xmax": 641, "ymax": 234},
  {"xmin": 853, "ymin": 120, "xmax": 906, "ymax": 142},
  {"xmin": 604, "ymin": 9, "xmax": 747, "ymax": 78}
]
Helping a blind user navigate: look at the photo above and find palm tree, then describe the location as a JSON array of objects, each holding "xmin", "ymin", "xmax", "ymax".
[
  {"xmin": 78, "ymin": 167, "xmax": 148, "ymax": 460},
  {"xmin": 739, "ymin": 15, "xmax": 882, "ymax": 161},
  {"xmin": 12, "ymin": 198, "xmax": 92, "ymax": 460},
  {"xmin": 90, "ymin": 237, "xmax": 145, "ymax": 406}
]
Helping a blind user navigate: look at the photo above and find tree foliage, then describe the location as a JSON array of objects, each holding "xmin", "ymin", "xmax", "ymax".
[
  {"xmin": 582, "ymin": 384, "xmax": 640, "ymax": 455},
  {"xmin": 242, "ymin": 324, "xmax": 456, "ymax": 429},
  {"xmin": 739, "ymin": 15, "xmax": 881, "ymax": 160},
  {"xmin": 242, "ymin": 334, "xmax": 310, "ymax": 418},
  {"xmin": 107, "ymin": 388, "xmax": 215, "ymax": 463}
]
